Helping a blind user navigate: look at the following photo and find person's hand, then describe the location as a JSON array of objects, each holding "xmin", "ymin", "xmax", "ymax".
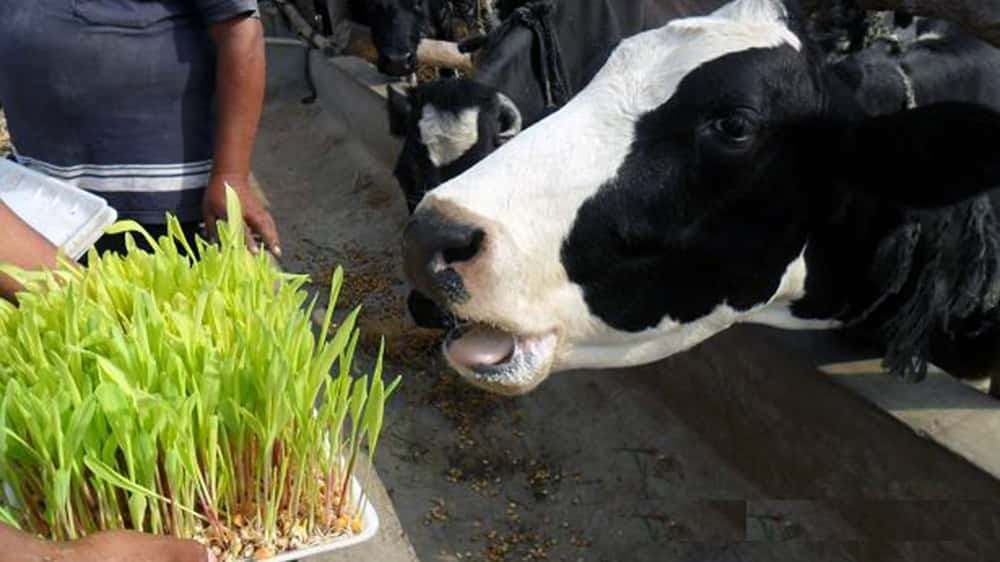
[
  {"xmin": 58, "ymin": 531, "xmax": 214, "ymax": 562},
  {"xmin": 0, "ymin": 524, "xmax": 213, "ymax": 562},
  {"xmin": 203, "ymin": 173, "xmax": 281, "ymax": 257}
]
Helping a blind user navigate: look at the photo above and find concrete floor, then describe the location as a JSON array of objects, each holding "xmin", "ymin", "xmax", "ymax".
[{"xmin": 253, "ymin": 64, "xmax": 1000, "ymax": 562}]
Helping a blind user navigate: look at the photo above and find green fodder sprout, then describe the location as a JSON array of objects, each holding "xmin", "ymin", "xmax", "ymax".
[{"xmin": 0, "ymin": 188, "xmax": 400, "ymax": 560}]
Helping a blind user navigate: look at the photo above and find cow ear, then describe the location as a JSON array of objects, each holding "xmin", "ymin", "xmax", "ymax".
[
  {"xmin": 387, "ymin": 86, "xmax": 412, "ymax": 137},
  {"xmin": 834, "ymin": 102, "xmax": 1000, "ymax": 208},
  {"xmin": 495, "ymin": 92, "xmax": 522, "ymax": 145}
]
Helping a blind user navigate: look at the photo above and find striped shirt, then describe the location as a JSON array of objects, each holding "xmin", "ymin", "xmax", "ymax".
[{"xmin": 0, "ymin": 0, "xmax": 258, "ymax": 224}]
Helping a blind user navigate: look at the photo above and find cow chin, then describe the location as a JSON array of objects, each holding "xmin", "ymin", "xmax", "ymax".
[
  {"xmin": 442, "ymin": 324, "xmax": 560, "ymax": 396},
  {"xmin": 440, "ymin": 307, "xmax": 739, "ymax": 396}
]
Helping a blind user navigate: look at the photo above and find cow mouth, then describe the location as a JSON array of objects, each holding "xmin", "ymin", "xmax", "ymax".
[{"xmin": 443, "ymin": 322, "xmax": 558, "ymax": 395}]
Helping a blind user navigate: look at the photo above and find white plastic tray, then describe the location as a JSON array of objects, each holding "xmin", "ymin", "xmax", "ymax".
[
  {"xmin": 0, "ymin": 158, "xmax": 117, "ymax": 260},
  {"xmin": 262, "ymin": 475, "xmax": 379, "ymax": 561}
]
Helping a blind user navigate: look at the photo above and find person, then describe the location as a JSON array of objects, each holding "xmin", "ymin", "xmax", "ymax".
[{"xmin": 0, "ymin": 0, "xmax": 279, "ymax": 257}]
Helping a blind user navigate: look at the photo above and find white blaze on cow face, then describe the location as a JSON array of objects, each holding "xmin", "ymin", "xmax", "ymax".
[
  {"xmin": 419, "ymin": 104, "xmax": 481, "ymax": 167},
  {"xmin": 415, "ymin": 0, "xmax": 810, "ymax": 394}
]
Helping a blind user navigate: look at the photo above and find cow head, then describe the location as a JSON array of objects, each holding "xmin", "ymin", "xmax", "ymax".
[
  {"xmin": 388, "ymin": 79, "xmax": 523, "ymax": 213},
  {"xmin": 364, "ymin": 0, "xmax": 432, "ymax": 76},
  {"xmin": 400, "ymin": 0, "xmax": 1000, "ymax": 395}
]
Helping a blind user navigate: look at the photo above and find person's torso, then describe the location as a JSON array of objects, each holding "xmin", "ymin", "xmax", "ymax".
[{"xmin": 0, "ymin": 0, "xmax": 220, "ymax": 222}]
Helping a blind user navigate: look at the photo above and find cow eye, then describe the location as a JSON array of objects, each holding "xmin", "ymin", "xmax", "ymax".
[{"xmin": 710, "ymin": 112, "xmax": 758, "ymax": 144}]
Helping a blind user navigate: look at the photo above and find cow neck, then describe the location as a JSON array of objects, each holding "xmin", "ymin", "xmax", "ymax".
[{"xmin": 495, "ymin": 1, "xmax": 570, "ymax": 108}]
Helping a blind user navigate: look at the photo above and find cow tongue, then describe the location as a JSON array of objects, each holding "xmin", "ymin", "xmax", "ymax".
[{"xmin": 448, "ymin": 325, "xmax": 516, "ymax": 368}]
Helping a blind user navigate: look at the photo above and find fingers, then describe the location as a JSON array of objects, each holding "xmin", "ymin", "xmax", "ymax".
[
  {"xmin": 202, "ymin": 187, "xmax": 280, "ymax": 258},
  {"xmin": 244, "ymin": 223, "xmax": 259, "ymax": 255},
  {"xmin": 246, "ymin": 208, "xmax": 281, "ymax": 258},
  {"xmin": 172, "ymin": 538, "xmax": 215, "ymax": 562},
  {"xmin": 146, "ymin": 536, "xmax": 215, "ymax": 562},
  {"xmin": 68, "ymin": 531, "xmax": 213, "ymax": 562},
  {"xmin": 203, "ymin": 209, "xmax": 220, "ymax": 245}
]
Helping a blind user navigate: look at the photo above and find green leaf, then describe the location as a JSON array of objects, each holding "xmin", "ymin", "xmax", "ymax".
[
  {"xmin": 317, "ymin": 267, "xmax": 344, "ymax": 346},
  {"xmin": 223, "ymin": 184, "xmax": 244, "ymax": 249},
  {"xmin": 0, "ymin": 505, "xmax": 20, "ymax": 529},
  {"xmin": 63, "ymin": 397, "xmax": 97, "ymax": 461},
  {"xmin": 104, "ymin": 220, "xmax": 158, "ymax": 249},
  {"xmin": 84, "ymin": 456, "xmax": 207, "ymax": 522},
  {"xmin": 51, "ymin": 468, "xmax": 71, "ymax": 513},
  {"xmin": 129, "ymin": 493, "xmax": 148, "ymax": 532}
]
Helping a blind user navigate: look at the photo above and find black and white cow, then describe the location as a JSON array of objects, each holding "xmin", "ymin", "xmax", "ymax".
[
  {"xmin": 352, "ymin": 0, "xmax": 497, "ymax": 76},
  {"xmin": 388, "ymin": 0, "xmax": 729, "ymax": 211},
  {"xmin": 350, "ymin": 0, "xmax": 444, "ymax": 76},
  {"xmin": 401, "ymin": 0, "xmax": 1000, "ymax": 396},
  {"xmin": 832, "ymin": 16, "xmax": 1000, "ymax": 115}
]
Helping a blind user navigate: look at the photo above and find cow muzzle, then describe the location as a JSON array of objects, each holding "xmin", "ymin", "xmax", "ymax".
[
  {"xmin": 402, "ymin": 208, "xmax": 559, "ymax": 395},
  {"xmin": 402, "ymin": 209, "xmax": 484, "ymax": 306},
  {"xmin": 378, "ymin": 52, "xmax": 417, "ymax": 76}
]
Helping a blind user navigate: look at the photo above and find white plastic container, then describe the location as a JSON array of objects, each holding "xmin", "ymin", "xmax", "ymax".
[
  {"xmin": 0, "ymin": 158, "xmax": 117, "ymax": 260},
  {"xmin": 263, "ymin": 476, "xmax": 380, "ymax": 561}
]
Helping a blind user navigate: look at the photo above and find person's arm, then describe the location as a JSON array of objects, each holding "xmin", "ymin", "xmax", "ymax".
[
  {"xmin": 0, "ymin": 201, "xmax": 60, "ymax": 301},
  {"xmin": 0, "ymin": 524, "xmax": 212, "ymax": 562},
  {"xmin": 202, "ymin": 13, "xmax": 281, "ymax": 257}
]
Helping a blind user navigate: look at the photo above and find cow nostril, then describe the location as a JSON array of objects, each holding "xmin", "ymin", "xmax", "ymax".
[
  {"xmin": 441, "ymin": 229, "xmax": 485, "ymax": 265},
  {"xmin": 403, "ymin": 212, "xmax": 486, "ymax": 301}
]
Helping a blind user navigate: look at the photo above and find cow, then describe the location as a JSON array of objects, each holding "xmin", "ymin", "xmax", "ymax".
[
  {"xmin": 831, "ymin": 16, "xmax": 1000, "ymax": 115},
  {"xmin": 400, "ymin": 0, "xmax": 1000, "ymax": 398},
  {"xmin": 858, "ymin": 0, "xmax": 1000, "ymax": 48},
  {"xmin": 388, "ymin": 0, "xmax": 729, "ymax": 211},
  {"xmin": 351, "ymin": 0, "xmax": 507, "ymax": 76},
  {"xmin": 389, "ymin": 0, "xmax": 729, "ymax": 329},
  {"xmin": 392, "ymin": 3, "xmax": 1000, "ymax": 332}
]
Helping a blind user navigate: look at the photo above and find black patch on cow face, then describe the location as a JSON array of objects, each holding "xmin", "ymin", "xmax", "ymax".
[
  {"xmin": 366, "ymin": 0, "xmax": 428, "ymax": 75},
  {"xmin": 562, "ymin": 46, "xmax": 829, "ymax": 332},
  {"xmin": 391, "ymin": 80, "xmax": 512, "ymax": 212}
]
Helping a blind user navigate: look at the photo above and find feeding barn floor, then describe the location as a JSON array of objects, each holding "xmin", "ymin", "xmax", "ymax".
[{"xmin": 252, "ymin": 45, "xmax": 1000, "ymax": 562}]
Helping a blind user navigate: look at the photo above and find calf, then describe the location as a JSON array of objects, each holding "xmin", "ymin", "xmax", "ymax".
[{"xmin": 401, "ymin": 0, "xmax": 1000, "ymax": 397}]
